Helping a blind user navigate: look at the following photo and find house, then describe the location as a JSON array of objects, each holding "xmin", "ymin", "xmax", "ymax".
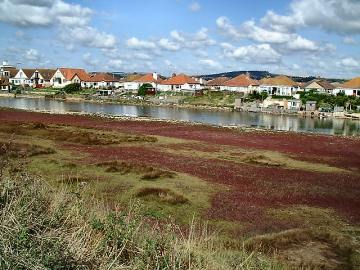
[
  {"xmin": 120, "ymin": 74, "xmax": 144, "ymax": 92},
  {"xmin": 84, "ymin": 72, "xmax": 119, "ymax": 89},
  {"xmin": 303, "ymin": 79, "xmax": 335, "ymax": 94},
  {"xmin": 287, "ymin": 99, "xmax": 301, "ymax": 110},
  {"xmin": 51, "ymin": 68, "xmax": 91, "ymax": 88},
  {"xmin": 0, "ymin": 61, "xmax": 18, "ymax": 79},
  {"xmin": 158, "ymin": 73, "xmax": 202, "ymax": 92},
  {"xmin": 306, "ymin": 101, "xmax": 317, "ymax": 111},
  {"xmin": 135, "ymin": 73, "xmax": 163, "ymax": 89},
  {"xmin": 334, "ymin": 77, "xmax": 360, "ymax": 97},
  {"xmin": 0, "ymin": 76, "xmax": 10, "ymax": 92},
  {"xmin": 11, "ymin": 69, "xmax": 35, "ymax": 86},
  {"xmin": 221, "ymin": 74, "xmax": 259, "ymax": 94},
  {"xmin": 205, "ymin": 77, "xmax": 230, "ymax": 90},
  {"xmin": 30, "ymin": 69, "xmax": 56, "ymax": 88},
  {"xmin": 259, "ymin": 75, "xmax": 300, "ymax": 96}
]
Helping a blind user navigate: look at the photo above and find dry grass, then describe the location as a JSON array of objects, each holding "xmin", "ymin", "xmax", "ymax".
[
  {"xmin": 244, "ymin": 228, "xmax": 355, "ymax": 269},
  {"xmin": 97, "ymin": 160, "xmax": 176, "ymax": 180},
  {"xmin": 242, "ymin": 154, "xmax": 282, "ymax": 167},
  {"xmin": 0, "ymin": 141, "xmax": 55, "ymax": 158},
  {"xmin": 136, "ymin": 187, "xmax": 189, "ymax": 205}
]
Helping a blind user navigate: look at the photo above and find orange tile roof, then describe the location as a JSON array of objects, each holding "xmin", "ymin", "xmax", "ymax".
[
  {"xmin": 206, "ymin": 77, "xmax": 230, "ymax": 86},
  {"xmin": 136, "ymin": 73, "xmax": 163, "ymax": 83},
  {"xmin": 161, "ymin": 74, "xmax": 198, "ymax": 85},
  {"xmin": 260, "ymin": 75, "xmax": 298, "ymax": 86},
  {"xmin": 90, "ymin": 72, "xmax": 119, "ymax": 82},
  {"xmin": 341, "ymin": 77, "xmax": 360, "ymax": 89},
  {"xmin": 59, "ymin": 68, "xmax": 91, "ymax": 81},
  {"xmin": 121, "ymin": 74, "xmax": 144, "ymax": 82},
  {"xmin": 223, "ymin": 74, "xmax": 259, "ymax": 87}
]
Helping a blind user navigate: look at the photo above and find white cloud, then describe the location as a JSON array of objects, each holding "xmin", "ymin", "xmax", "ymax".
[
  {"xmin": 338, "ymin": 57, "xmax": 359, "ymax": 68},
  {"xmin": 0, "ymin": 0, "xmax": 92, "ymax": 27},
  {"xmin": 189, "ymin": 2, "xmax": 201, "ymax": 12},
  {"xmin": 216, "ymin": 16, "xmax": 243, "ymax": 40},
  {"xmin": 107, "ymin": 59, "xmax": 124, "ymax": 70},
  {"xmin": 158, "ymin": 38, "xmax": 180, "ymax": 51},
  {"xmin": 24, "ymin": 48, "xmax": 41, "ymax": 61},
  {"xmin": 286, "ymin": 36, "xmax": 318, "ymax": 51},
  {"xmin": 343, "ymin": 36, "xmax": 357, "ymax": 45},
  {"xmin": 199, "ymin": 59, "xmax": 222, "ymax": 70},
  {"xmin": 221, "ymin": 43, "xmax": 281, "ymax": 64},
  {"xmin": 126, "ymin": 37, "xmax": 156, "ymax": 50},
  {"xmin": 261, "ymin": 0, "xmax": 360, "ymax": 35},
  {"xmin": 83, "ymin": 53, "xmax": 99, "ymax": 67},
  {"xmin": 63, "ymin": 26, "xmax": 117, "ymax": 49}
]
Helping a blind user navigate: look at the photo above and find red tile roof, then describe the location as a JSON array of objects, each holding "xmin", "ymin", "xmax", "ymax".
[
  {"xmin": 59, "ymin": 68, "xmax": 91, "ymax": 81},
  {"xmin": 260, "ymin": 75, "xmax": 299, "ymax": 86},
  {"xmin": 136, "ymin": 73, "xmax": 163, "ymax": 83},
  {"xmin": 206, "ymin": 77, "xmax": 230, "ymax": 86},
  {"xmin": 161, "ymin": 74, "xmax": 198, "ymax": 85},
  {"xmin": 341, "ymin": 77, "xmax": 360, "ymax": 89},
  {"xmin": 223, "ymin": 74, "xmax": 259, "ymax": 87},
  {"xmin": 89, "ymin": 73, "xmax": 119, "ymax": 82}
]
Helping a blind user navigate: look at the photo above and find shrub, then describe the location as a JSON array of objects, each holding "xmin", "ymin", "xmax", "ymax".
[
  {"xmin": 138, "ymin": 83, "xmax": 153, "ymax": 96},
  {"xmin": 63, "ymin": 83, "xmax": 81, "ymax": 94}
]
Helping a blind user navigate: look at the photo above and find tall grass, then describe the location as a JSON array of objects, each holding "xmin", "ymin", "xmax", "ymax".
[{"xmin": 0, "ymin": 142, "xmax": 281, "ymax": 269}]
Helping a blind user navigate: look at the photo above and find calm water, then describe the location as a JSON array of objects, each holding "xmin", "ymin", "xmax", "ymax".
[{"xmin": 0, "ymin": 96, "xmax": 359, "ymax": 136}]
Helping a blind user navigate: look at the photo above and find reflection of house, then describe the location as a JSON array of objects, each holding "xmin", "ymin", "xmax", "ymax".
[
  {"xmin": 30, "ymin": 69, "xmax": 56, "ymax": 87},
  {"xmin": 334, "ymin": 77, "xmax": 360, "ymax": 97},
  {"xmin": 221, "ymin": 74, "xmax": 259, "ymax": 94},
  {"xmin": 51, "ymin": 68, "xmax": 91, "ymax": 88},
  {"xmin": 158, "ymin": 74, "xmax": 202, "ymax": 92},
  {"xmin": 205, "ymin": 77, "xmax": 230, "ymax": 90},
  {"xmin": 303, "ymin": 79, "xmax": 335, "ymax": 94},
  {"xmin": 0, "ymin": 76, "xmax": 10, "ymax": 92},
  {"xmin": 11, "ymin": 69, "xmax": 35, "ymax": 86},
  {"xmin": 260, "ymin": 76, "xmax": 300, "ymax": 96}
]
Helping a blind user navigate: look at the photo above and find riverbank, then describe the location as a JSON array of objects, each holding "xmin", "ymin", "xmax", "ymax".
[{"xmin": 1, "ymin": 108, "xmax": 359, "ymax": 268}]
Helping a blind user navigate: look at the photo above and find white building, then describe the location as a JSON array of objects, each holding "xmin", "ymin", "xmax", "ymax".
[
  {"xmin": 334, "ymin": 77, "xmax": 360, "ymax": 97},
  {"xmin": 303, "ymin": 79, "xmax": 335, "ymax": 94},
  {"xmin": 158, "ymin": 74, "xmax": 202, "ymax": 92},
  {"xmin": 259, "ymin": 76, "xmax": 300, "ymax": 96},
  {"xmin": 51, "ymin": 68, "xmax": 91, "ymax": 88},
  {"xmin": 221, "ymin": 74, "xmax": 259, "ymax": 94}
]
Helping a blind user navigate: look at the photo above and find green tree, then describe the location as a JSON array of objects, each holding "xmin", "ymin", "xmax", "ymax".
[
  {"xmin": 138, "ymin": 83, "xmax": 152, "ymax": 96},
  {"xmin": 63, "ymin": 83, "xmax": 81, "ymax": 94}
]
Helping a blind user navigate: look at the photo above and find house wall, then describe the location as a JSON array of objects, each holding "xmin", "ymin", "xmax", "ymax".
[
  {"xmin": 334, "ymin": 88, "xmax": 360, "ymax": 97},
  {"xmin": 51, "ymin": 69, "xmax": 69, "ymax": 88},
  {"xmin": 10, "ymin": 69, "xmax": 31, "ymax": 86},
  {"xmin": 260, "ymin": 85, "xmax": 299, "ymax": 96}
]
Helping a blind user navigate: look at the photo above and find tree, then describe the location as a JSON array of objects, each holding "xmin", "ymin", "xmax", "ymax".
[
  {"xmin": 63, "ymin": 83, "xmax": 81, "ymax": 94},
  {"xmin": 138, "ymin": 83, "xmax": 152, "ymax": 96}
]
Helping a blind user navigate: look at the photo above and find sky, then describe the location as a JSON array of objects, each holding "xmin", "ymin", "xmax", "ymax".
[{"xmin": 0, "ymin": 0, "xmax": 360, "ymax": 78}]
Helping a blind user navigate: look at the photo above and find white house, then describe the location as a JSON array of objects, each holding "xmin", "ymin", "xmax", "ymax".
[
  {"xmin": 51, "ymin": 68, "xmax": 91, "ymax": 88},
  {"xmin": 221, "ymin": 74, "xmax": 259, "ymax": 94},
  {"xmin": 158, "ymin": 73, "xmax": 202, "ymax": 92},
  {"xmin": 0, "ymin": 61, "xmax": 18, "ymax": 80},
  {"xmin": 10, "ymin": 69, "xmax": 35, "ymax": 86},
  {"xmin": 303, "ymin": 79, "xmax": 335, "ymax": 94},
  {"xmin": 205, "ymin": 77, "xmax": 230, "ymax": 90},
  {"xmin": 333, "ymin": 77, "xmax": 360, "ymax": 97},
  {"xmin": 259, "ymin": 76, "xmax": 300, "ymax": 96},
  {"xmin": 82, "ymin": 73, "xmax": 119, "ymax": 89},
  {"xmin": 29, "ymin": 69, "xmax": 56, "ymax": 88}
]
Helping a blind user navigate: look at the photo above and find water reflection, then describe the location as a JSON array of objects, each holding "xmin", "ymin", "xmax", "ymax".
[{"xmin": 0, "ymin": 97, "xmax": 359, "ymax": 136}]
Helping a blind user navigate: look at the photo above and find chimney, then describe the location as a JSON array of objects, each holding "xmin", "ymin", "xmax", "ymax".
[
  {"xmin": 246, "ymin": 71, "xmax": 250, "ymax": 78},
  {"xmin": 153, "ymin": 72, "xmax": 158, "ymax": 81},
  {"xmin": 172, "ymin": 73, "xmax": 176, "ymax": 77}
]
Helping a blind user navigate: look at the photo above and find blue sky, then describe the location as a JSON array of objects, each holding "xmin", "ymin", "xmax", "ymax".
[{"xmin": 0, "ymin": 0, "xmax": 360, "ymax": 78}]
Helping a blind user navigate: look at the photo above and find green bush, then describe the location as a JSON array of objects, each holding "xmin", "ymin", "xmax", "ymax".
[
  {"xmin": 138, "ymin": 83, "xmax": 153, "ymax": 96},
  {"xmin": 63, "ymin": 83, "xmax": 81, "ymax": 94}
]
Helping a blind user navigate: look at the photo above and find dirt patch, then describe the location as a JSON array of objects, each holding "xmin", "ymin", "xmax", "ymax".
[
  {"xmin": 97, "ymin": 160, "xmax": 176, "ymax": 180},
  {"xmin": 135, "ymin": 187, "xmax": 188, "ymax": 205},
  {"xmin": 244, "ymin": 229, "xmax": 353, "ymax": 270},
  {"xmin": 242, "ymin": 154, "xmax": 283, "ymax": 167}
]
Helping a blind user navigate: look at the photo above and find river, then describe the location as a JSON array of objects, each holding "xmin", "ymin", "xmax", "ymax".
[{"xmin": 0, "ymin": 96, "xmax": 359, "ymax": 136}]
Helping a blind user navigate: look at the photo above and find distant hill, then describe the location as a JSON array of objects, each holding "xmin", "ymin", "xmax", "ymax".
[{"xmin": 198, "ymin": 71, "xmax": 345, "ymax": 83}]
